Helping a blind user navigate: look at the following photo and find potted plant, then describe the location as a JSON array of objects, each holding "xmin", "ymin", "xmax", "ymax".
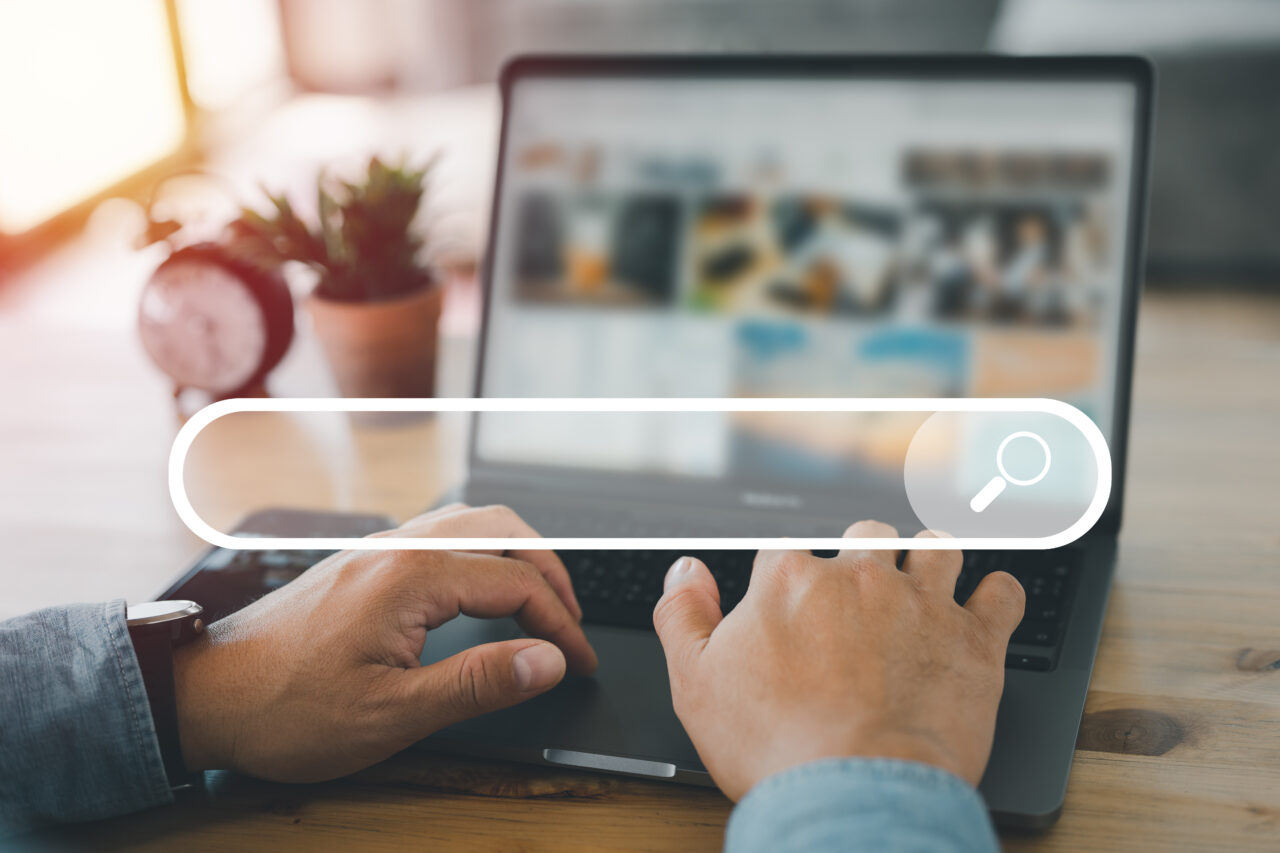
[{"xmin": 235, "ymin": 156, "xmax": 443, "ymax": 398}]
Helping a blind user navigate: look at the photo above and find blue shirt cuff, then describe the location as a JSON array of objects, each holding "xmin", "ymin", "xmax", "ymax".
[
  {"xmin": 0, "ymin": 600, "xmax": 173, "ymax": 835},
  {"xmin": 725, "ymin": 757, "xmax": 998, "ymax": 853}
]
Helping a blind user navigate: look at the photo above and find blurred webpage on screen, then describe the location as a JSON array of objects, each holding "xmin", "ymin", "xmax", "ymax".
[{"xmin": 478, "ymin": 77, "xmax": 1136, "ymax": 495}]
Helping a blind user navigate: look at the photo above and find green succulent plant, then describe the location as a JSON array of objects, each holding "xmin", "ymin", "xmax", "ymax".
[{"xmin": 232, "ymin": 155, "xmax": 438, "ymax": 302}]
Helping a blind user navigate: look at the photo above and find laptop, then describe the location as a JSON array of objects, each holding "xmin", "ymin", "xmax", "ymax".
[{"xmin": 161, "ymin": 55, "xmax": 1153, "ymax": 828}]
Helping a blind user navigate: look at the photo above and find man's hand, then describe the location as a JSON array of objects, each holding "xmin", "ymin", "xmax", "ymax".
[
  {"xmin": 172, "ymin": 504, "xmax": 596, "ymax": 782},
  {"xmin": 653, "ymin": 520, "xmax": 1025, "ymax": 801}
]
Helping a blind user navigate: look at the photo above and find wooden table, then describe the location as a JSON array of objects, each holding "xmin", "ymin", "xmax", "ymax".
[{"xmin": 4, "ymin": 284, "xmax": 1279, "ymax": 851}]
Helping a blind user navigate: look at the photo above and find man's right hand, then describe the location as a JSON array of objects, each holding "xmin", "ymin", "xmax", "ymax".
[{"xmin": 652, "ymin": 520, "xmax": 1026, "ymax": 801}]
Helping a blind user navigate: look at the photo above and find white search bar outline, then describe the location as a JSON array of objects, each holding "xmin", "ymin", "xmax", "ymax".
[{"xmin": 170, "ymin": 398, "xmax": 1111, "ymax": 552}]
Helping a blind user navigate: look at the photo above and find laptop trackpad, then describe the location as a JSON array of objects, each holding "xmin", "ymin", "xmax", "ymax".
[
  {"xmin": 418, "ymin": 616, "xmax": 702, "ymax": 770},
  {"xmin": 543, "ymin": 748, "xmax": 676, "ymax": 778}
]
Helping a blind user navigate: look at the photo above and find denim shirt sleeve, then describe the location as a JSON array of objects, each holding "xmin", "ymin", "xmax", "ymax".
[
  {"xmin": 725, "ymin": 757, "xmax": 999, "ymax": 853},
  {"xmin": 0, "ymin": 600, "xmax": 173, "ymax": 836}
]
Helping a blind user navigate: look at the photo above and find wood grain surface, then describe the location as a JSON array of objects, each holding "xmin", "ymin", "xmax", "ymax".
[{"xmin": 4, "ymin": 289, "xmax": 1279, "ymax": 851}]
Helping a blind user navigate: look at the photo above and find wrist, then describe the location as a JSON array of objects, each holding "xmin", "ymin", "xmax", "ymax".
[
  {"xmin": 839, "ymin": 729, "xmax": 970, "ymax": 785},
  {"xmin": 743, "ymin": 726, "xmax": 971, "ymax": 797},
  {"xmin": 172, "ymin": 633, "xmax": 225, "ymax": 772}
]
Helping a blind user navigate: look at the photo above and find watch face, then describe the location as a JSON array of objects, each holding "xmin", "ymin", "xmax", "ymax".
[
  {"xmin": 126, "ymin": 600, "xmax": 202, "ymax": 625},
  {"xmin": 139, "ymin": 259, "xmax": 269, "ymax": 394}
]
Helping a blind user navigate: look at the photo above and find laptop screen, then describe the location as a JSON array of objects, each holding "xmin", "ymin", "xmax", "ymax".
[{"xmin": 474, "ymin": 64, "xmax": 1141, "ymax": 527}]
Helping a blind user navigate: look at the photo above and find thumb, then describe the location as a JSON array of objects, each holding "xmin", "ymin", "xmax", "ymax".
[
  {"xmin": 405, "ymin": 639, "xmax": 567, "ymax": 732},
  {"xmin": 653, "ymin": 557, "xmax": 722, "ymax": 683}
]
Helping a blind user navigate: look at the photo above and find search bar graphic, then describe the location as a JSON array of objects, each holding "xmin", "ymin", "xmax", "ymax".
[
  {"xmin": 170, "ymin": 398, "xmax": 1111, "ymax": 552},
  {"xmin": 969, "ymin": 431, "xmax": 1052, "ymax": 513}
]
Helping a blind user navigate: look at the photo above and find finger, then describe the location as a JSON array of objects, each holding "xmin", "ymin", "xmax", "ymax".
[
  {"xmin": 367, "ymin": 503, "xmax": 471, "ymax": 538},
  {"xmin": 964, "ymin": 570, "xmax": 1027, "ymax": 643},
  {"xmin": 837, "ymin": 519, "xmax": 900, "ymax": 569},
  {"xmin": 405, "ymin": 502, "xmax": 471, "ymax": 523},
  {"xmin": 748, "ymin": 546, "xmax": 821, "ymax": 595},
  {"xmin": 385, "ymin": 505, "xmax": 583, "ymax": 622},
  {"xmin": 508, "ymin": 549, "xmax": 581, "ymax": 621},
  {"xmin": 653, "ymin": 557, "xmax": 722, "ymax": 685},
  {"xmin": 400, "ymin": 638, "xmax": 566, "ymax": 733},
  {"xmin": 414, "ymin": 552, "xmax": 597, "ymax": 674},
  {"xmin": 458, "ymin": 506, "xmax": 581, "ymax": 622},
  {"xmin": 901, "ymin": 530, "xmax": 962, "ymax": 598},
  {"xmin": 377, "ymin": 503, "xmax": 483, "ymax": 539}
]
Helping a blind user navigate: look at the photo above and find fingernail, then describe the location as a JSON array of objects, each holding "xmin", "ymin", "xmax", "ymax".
[
  {"xmin": 513, "ymin": 643, "xmax": 564, "ymax": 691},
  {"xmin": 665, "ymin": 557, "xmax": 696, "ymax": 590}
]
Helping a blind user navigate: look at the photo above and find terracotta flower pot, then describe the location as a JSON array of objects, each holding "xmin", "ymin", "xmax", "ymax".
[{"xmin": 307, "ymin": 285, "xmax": 443, "ymax": 398}]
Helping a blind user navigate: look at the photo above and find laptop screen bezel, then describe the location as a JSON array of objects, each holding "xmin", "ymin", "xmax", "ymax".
[{"xmin": 468, "ymin": 54, "xmax": 1154, "ymax": 537}]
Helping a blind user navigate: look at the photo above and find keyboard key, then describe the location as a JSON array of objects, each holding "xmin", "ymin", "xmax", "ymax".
[
  {"xmin": 1012, "ymin": 619, "xmax": 1059, "ymax": 647},
  {"xmin": 1006, "ymin": 653, "xmax": 1052, "ymax": 672},
  {"xmin": 1026, "ymin": 597, "xmax": 1062, "ymax": 621}
]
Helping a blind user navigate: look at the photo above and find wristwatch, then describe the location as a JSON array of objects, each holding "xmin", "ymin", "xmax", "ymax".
[{"xmin": 126, "ymin": 600, "xmax": 205, "ymax": 789}]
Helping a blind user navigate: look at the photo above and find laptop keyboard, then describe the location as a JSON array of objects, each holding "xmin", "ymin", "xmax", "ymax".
[
  {"xmin": 562, "ymin": 547, "xmax": 1080, "ymax": 672},
  {"xmin": 192, "ymin": 545, "xmax": 1079, "ymax": 672}
]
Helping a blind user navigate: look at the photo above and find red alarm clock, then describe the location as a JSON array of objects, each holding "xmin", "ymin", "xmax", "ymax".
[{"xmin": 138, "ymin": 242, "xmax": 294, "ymax": 405}]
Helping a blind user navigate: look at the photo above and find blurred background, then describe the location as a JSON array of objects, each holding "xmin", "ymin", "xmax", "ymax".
[
  {"xmin": 4, "ymin": 0, "xmax": 1280, "ymax": 286},
  {"xmin": 1, "ymin": 0, "xmax": 1278, "ymax": 614}
]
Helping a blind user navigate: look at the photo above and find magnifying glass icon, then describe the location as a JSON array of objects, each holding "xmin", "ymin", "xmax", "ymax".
[{"xmin": 969, "ymin": 431, "xmax": 1052, "ymax": 513}]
